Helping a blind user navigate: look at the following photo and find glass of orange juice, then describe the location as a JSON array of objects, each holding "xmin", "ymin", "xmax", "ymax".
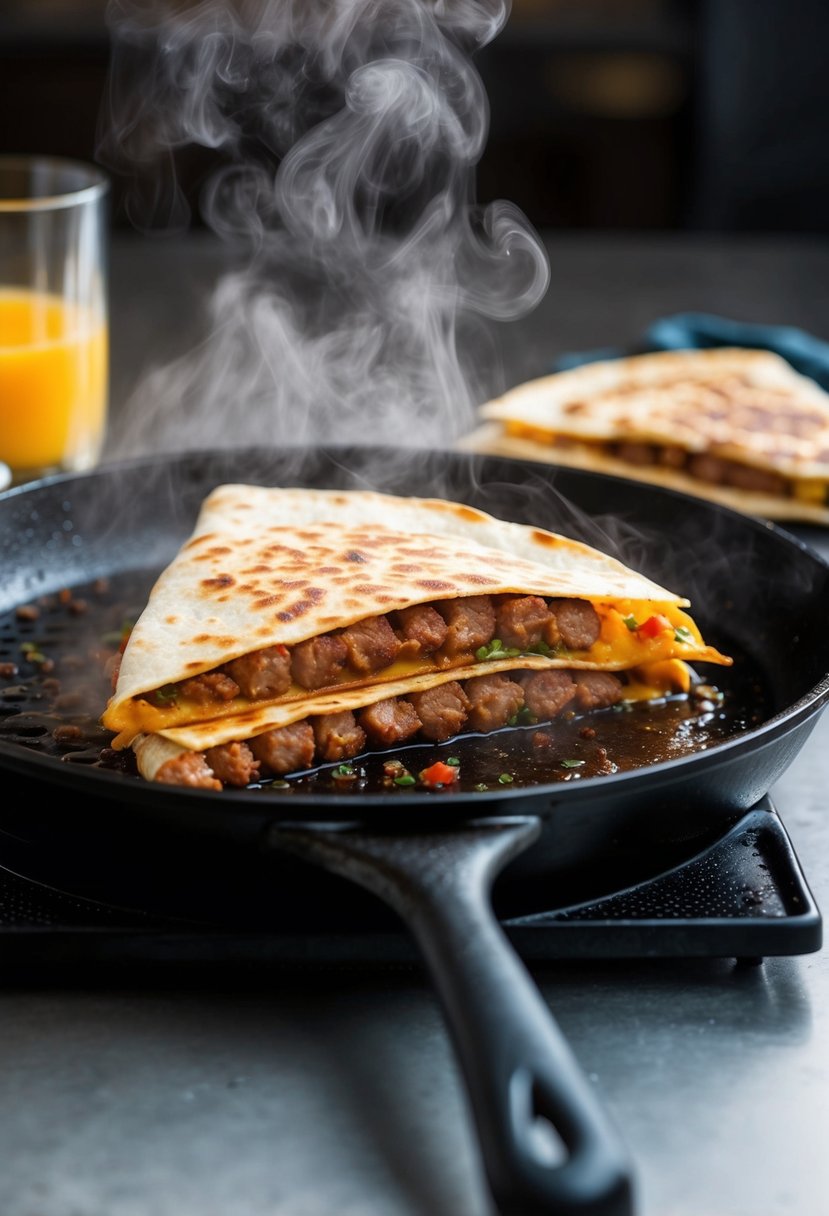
[{"xmin": 0, "ymin": 156, "xmax": 108, "ymax": 485}]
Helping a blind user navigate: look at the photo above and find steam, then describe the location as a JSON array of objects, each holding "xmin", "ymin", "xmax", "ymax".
[{"xmin": 100, "ymin": 0, "xmax": 549, "ymax": 462}]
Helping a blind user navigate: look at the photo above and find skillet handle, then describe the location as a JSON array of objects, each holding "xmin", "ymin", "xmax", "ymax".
[{"xmin": 271, "ymin": 816, "xmax": 634, "ymax": 1216}]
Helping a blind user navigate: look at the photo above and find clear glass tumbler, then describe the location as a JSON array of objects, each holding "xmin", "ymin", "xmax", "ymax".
[{"xmin": 0, "ymin": 156, "xmax": 109, "ymax": 485}]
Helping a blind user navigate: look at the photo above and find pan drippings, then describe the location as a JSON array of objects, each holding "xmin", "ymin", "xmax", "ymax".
[{"xmin": 0, "ymin": 569, "xmax": 769, "ymax": 794}]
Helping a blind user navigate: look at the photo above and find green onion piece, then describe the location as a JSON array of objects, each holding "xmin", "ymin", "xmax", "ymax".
[
  {"xmin": 446, "ymin": 757, "xmax": 460, "ymax": 767},
  {"xmin": 498, "ymin": 772, "xmax": 514, "ymax": 784},
  {"xmin": 561, "ymin": 759, "xmax": 586, "ymax": 769},
  {"xmin": 474, "ymin": 783, "xmax": 489, "ymax": 792},
  {"xmin": 394, "ymin": 774, "xmax": 416, "ymax": 787},
  {"xmin": 507, "ymin": 713, "xmax": 518, "ymax": 727},
  {"xmin": 531, "ymin": 639, "xmax": 552, "ymax": 656},
  {"xmin": 622, "ymin": 615, "xmax": 639, "ymax": 632},
  {"xmin": 153, "ymin": 684, "xmax": 178, "ymax": 704},
  {"xmin": 518, "ymin": 707, "xmax": 538, "ymax": 725},
  {"xmin": 674, "ymin": 626, "xmax": 694, "ymax": 644},
  {"xmin": 333, "ymin": 763, "xmax": 354, "ymax": 778}
]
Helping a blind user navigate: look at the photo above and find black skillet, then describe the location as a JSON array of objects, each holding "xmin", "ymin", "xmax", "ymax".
[{"xmin": 1, "ymin": 446, "xmax": 828, "ymax": 1216}]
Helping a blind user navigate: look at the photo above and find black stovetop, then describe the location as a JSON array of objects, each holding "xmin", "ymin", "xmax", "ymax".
[{"xmin": 0, "ymin": 795, "xmax": 819, "ymax": 969}]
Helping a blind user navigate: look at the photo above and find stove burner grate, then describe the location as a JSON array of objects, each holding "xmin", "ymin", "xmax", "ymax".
[{"xmin": 0, "ymin": 797, "xmax": 817, "ymax": 969}]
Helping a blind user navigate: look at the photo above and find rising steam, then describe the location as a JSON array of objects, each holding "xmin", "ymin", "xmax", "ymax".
[{"xmin": 100, "ymin": 0, "xmax": 550, "ymax": 460}]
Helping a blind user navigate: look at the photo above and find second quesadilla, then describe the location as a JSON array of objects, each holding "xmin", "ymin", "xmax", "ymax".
[{"xmin": 463, "ymin": 347, "xmax": 829, "ymax": 524}]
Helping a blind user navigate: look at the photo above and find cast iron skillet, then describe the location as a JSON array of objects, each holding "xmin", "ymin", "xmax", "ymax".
[{"xmin": 1, "ymin": 446, "xmax": 828, "ymax": 1216}]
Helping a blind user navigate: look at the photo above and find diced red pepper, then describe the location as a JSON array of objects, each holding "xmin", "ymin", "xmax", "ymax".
[
  {"xmin": 419, "ymin": 761, "xmax": 459, "ymax": 787},
  {"xmin": 637, "ymin": 613, "xmax": 673, "ymax": 639}
]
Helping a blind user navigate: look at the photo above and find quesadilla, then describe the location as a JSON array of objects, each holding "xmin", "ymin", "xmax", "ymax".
[
  {"xmin": 101, "ymin": 484, "xmax": 730, "ymax": 791},
  {"xmin": 462, "ymin": 348, "xmax": 829, "ymax": 524}
]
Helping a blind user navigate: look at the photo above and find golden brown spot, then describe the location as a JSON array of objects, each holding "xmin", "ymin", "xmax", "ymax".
[
  {"xmin": 206, "ymin": 546, "xmax": 232, "ymax": 556},
  {"xmin": 352, "ymin": 585, "xmax": 389, "ymax": 595},
  {"xmin": 276, "ymin": 599, "xmax": 314, "ymax": 621},
  {"xmin": 532, "ymin": 530, "xmax": 563, "ymax": 548},
  {"xmin": 183, "ymin": 533, "xmax": 216, "ymax": 550},
  {"xmin": 165, "ymin": 615, "xmax": 179, "ymax": 625},
  {"xmin": 201, "ymin": 575, "xmax": 235, "ymax": 589},
  {"xmin": 344, "ymin": 550, "xmax": 368, "ymax": 563},
  {"xmin": 417, "ymin": 579, "xmax": 454, "ymax": 591},
  {"xmin": 254, "ymin": 596, "xmax": 281, "ymax": 610},
  {"xmin": 317, "ymin": 566, "xmax": 340, "ymax": 574},
  {"xmin": 185, "ymin": 661, "xmax": 204, "ymax": 670},
  {"xmin": 392, "ymin": 564, "xmax": 420, "ymax": 573},
  {"xmin": 243, "ymin": 564, "xmax": 272, "ymax": 574}
]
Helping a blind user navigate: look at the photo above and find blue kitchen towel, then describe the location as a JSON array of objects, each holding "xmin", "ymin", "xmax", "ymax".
[{"xmin": 553, "ymin": 313, "xmax": 829, "ymax": 393}]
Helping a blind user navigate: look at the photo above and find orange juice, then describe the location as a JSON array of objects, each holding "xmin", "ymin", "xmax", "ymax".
[{"xmin": 0, "ymin": 288, "xmax": 107, "ymax": 475}]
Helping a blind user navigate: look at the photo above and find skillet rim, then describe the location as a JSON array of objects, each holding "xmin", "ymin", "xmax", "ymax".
[{"xmin": 0, "ymin": 445, "xmax": 827, "ymax": 820}]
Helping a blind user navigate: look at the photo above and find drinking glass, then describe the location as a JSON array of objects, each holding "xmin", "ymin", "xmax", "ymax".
[{"xmin": 0, "ymin": 156, "xmax": 109, "ymax": 485}]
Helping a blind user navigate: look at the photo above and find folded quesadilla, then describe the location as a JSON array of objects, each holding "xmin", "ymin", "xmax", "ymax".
[
  {"xmin": 101, "ymin": 484, "xmax": 730, "ymax": 791},
  {"xmin": 462, "ymin": 348, "xmax": 829, "ymax": 524}
]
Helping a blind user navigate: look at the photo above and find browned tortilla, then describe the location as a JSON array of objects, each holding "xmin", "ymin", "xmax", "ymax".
[
  {"xmin": 463, "ymin": 348, "xmax": 829, "ymax": 523},
  {"xmin": 102, "ymin": 485, "xmax": 729, "ymax": 769}
]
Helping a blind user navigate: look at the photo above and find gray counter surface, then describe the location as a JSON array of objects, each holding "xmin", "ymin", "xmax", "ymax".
[{"xmin": 2, "ymin": 232, "xmax": 828, "ymax": 1216}]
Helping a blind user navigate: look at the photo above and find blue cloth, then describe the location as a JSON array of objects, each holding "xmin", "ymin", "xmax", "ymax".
[{"xmin": 553, "ymin": 312, "xmax": 829, "ymax": 393}]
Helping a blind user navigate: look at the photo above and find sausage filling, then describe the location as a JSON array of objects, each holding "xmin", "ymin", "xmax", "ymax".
[
  {"xmin": 143, "ymin": 594, "xmax": 604, "ymax": 714},
  {"xmin": 155, "ymin": 665, "xmax": 627, "ymax": 789},
  {"xmin": 504, "ymin": 425, "xmax": 827, "ymax": 505}
]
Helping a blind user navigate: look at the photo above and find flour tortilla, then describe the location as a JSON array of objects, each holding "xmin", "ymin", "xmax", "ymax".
[
  {"xmin": 465, "ymin": 348, "xmax": 829, "ymax": 524},
  {"xmin": 102, "ymin": 484, "xmax": 728, "ymax": 756}
]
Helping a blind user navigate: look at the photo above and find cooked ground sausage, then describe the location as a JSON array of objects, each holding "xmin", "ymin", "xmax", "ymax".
[
  {"xmin": 250, "ymin": 721, "xmax": 316, "ymax": 774},
  {"xmin": 290, "ymin": 634, "xmax": 348, "ymax": 690},
  {"xmin": 224, "ymin": 645, "xmax": 292, "ymax": 699},
  {"xmin": 521, "ymin": 670, "xmax": 577, "ymax": 719},
  {"xmin": 156, "ymin": 751, "xmax": 222, "ymax": 790},
  {"xmin": 464, "ymin": 673, "xmax": 525, "ymax": 732},
  {"xmin": 613, "ymin": 442, "xmax": 657, "ymax": 466},
  {"xmin": 722, "ymin": 462, "xmax": 787, "ymax": 496},
  {"xmin": 408, "ymin": 681, "xmax": 470, "ymax": 742},
  {"xmin": 340, "ymin": 615, "xmax": 401, "ymax": 674},
  {"xmin": 545, "ymin": 599, "xmax": 601, "ymax": 651},
  {"xmin": 359, "ymin": 697, "xmax": 422, "ymax": 747},
  {"xmin": 312, "ymin": 710, "xmax": 366, "ymax": 762},
  {"xmin": 205, "ymin": 741, "xmax": 260, "ymax": 786},
  {"xmin": 437, "ymin": 596, "xmax": 496, "ymax": 657},
  {"xmin": 179, "ymin": 671, "xmax": 241, "ymax": 705},
  {"xmin": 396, "ymin": 604, "xmax": 448, "ymax": 655},
  {"xmin": 573, "ymin": 672, "xmax": 623, "ymax": 710},
  {"xmin": 495, "ymin": 595, "xmax": 551, "ymax": 650}
]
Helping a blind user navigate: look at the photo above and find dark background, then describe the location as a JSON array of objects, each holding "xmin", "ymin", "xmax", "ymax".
[{"xmin": 1, "ymin": 0, "xmax": 828, "ymax": 233}]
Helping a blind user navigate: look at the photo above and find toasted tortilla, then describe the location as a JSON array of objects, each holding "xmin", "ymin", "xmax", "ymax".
[
  {"xmin": 101, "ymin": 485, "xmax": 730, "ymax": 776},
  {"xmin": 464, "ymin": 348, "xmax": 829, "ymax": 524}
]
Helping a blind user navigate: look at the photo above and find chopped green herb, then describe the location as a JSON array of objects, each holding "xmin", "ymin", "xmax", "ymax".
[
  {"xmin": 622, "ymin": 615, "xmax": 639, "ymax": 632},
  {"xmin": 20, "ymin": 642, "xmax": 47, "ymax": 664},
  {"xmin": 394, "ymin": 774, "xmax": 416, "ymax": 787},
  {"xmin": 498, "ymin": 772, "xmax": 514, "ymax": 784},
  {"xmin": 561, "ymin": 759, "xmax": 586, "ymax": 769},
  {"xmin": 333, "ymin": 763, "xmax": 355, "ymax": 778},
  {"xmin": 153, "ymin": 684, "xmax": 178, "ymax": 705},
  {"xmin": 529, "ymin": 639, "xmax": 552, "ymax": 656},
  {"xmin": 270, "ymin": 780, "xmax": 290, "ymax": 789},
  {"xmin": 446, "ymin": 757, "xmax": 460, "ymax": 767},
  {"xmin": 474, "ymin": 783, "xmax": 489, "ymax": 792},
  {"xmin": 518, "ymin": 706, "xmax": 538, "ymax": 725},
  {"xmin": 674, "ymin": 626, "xmax": 694, "ymax": 644}
]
